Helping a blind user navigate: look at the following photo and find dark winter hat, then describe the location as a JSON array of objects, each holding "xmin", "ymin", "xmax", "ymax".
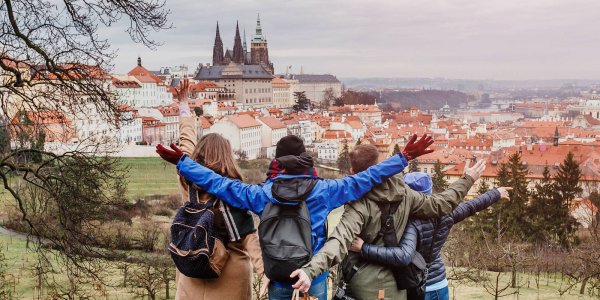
[
  {"xmin": 276, "ymin": 135, "xmax": 306, "ymax": 158},
  {"xmin": 404, "ymin": 172, "xmax": 433, "ymax": 195}
]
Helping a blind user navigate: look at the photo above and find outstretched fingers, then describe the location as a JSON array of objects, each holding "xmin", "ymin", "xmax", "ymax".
[
  {"xmin": 169, "ymin": 143, "xmax": 183, "ymax": 155},
  {"xmin": 406, "ymin": 134, "xmax": 417, "ymax": 146}
]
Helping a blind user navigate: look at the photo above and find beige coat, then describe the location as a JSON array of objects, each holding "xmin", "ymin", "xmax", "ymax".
[{"xmin": 174, "ymin": 116, "xmax": 263, "ymax": 300}]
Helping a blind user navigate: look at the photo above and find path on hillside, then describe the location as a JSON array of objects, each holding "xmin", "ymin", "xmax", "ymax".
[{"xmin": 0, "ymin": 226, "xmax": 33, "ymax": 241}]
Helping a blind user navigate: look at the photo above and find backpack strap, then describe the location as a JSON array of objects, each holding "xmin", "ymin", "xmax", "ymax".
[
  {"xmin": 343, "ymin": 202, "xmax": 401, "ymax": 283},
  {"xmin": 187, "ymin": 181, "xmax": 199, "ymax": 204},
  {"xmin": 377, "ymin": 202, "xmax": 401, "ymax": 248}
]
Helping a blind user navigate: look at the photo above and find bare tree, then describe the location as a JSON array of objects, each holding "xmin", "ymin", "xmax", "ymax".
[{"xmin": 0, "ymin": 0, "xmax": 169, "ymax": 296}]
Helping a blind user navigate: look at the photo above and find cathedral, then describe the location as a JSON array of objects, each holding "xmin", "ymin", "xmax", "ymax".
[{"xmin": 212, "ymin": 15, "xmax": 274, "ymax": 74}]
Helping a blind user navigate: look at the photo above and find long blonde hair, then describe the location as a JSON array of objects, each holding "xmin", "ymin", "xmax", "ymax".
[{"xmin": 191, "ymin": 133, "xmax": 243, "ymax": 180}]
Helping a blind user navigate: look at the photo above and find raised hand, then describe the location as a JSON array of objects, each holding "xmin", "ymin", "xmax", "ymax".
[
  {"xmin": 174, "ymin": 79, "xmax": 192, "ymax": 117},
  {"xmin": 156, "ymin": 143, "xmax": 184, "ymax": 165},
  {"xmin": 497, "ymin": 187, "xmax": 512, "ymax": 200},
  {"xmin": 174, "ymin": 78, "xmax": 190, "ymax": 103},
  {"xmin": 463, "ymin": 159, "xmax": 486, "ymax": 182},
  {"xmin": 402, "ymin": 134, "xmax": 434, "ymax": 160},
  {"xmin": 290, "ymin": 269, "xmax": 311, "ymax": 293}
]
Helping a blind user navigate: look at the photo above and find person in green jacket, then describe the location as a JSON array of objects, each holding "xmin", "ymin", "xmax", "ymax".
[{"xmin": 290, "ymin": 144, "xmax": 486, "ymax": 300}]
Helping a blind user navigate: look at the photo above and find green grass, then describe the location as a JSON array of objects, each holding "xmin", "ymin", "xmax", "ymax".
[{"xmin": 120, "ymin": 157, "xmax": 179, "ymax": 200}]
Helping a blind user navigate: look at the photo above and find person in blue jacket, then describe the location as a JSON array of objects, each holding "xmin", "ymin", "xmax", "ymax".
[
  {"xmin": 349, "ymin": 172, "xmax": 511, "ymax": 300},
  {"xmin": 156, "ymin": 134, "xmax": 434, "ymax": 300}
]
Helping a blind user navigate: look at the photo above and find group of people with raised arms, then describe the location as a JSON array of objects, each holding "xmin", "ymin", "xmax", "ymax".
[{"xmin": 156, "ymin": 80, "xmax": 510, "ymax": 300}]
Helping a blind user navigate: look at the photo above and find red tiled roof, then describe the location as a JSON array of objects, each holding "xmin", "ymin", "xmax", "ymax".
[
  {"xmin": 112, "ymin": 76, "xmax": 141, "ymax": 88},
  {"xmin": 259, "ymin": 117, "xmax": 287, "ymax": 129},
  {"xmin": 323, "ymin": 130, "xmax": 352, "ymax": 139},
  {"xmin": 226, "ymin": 114, "xmax": 261, "ymax": 128},
  {"xmin": 127, "ymin": 65, "xmax": 162, "ymax": 84}
]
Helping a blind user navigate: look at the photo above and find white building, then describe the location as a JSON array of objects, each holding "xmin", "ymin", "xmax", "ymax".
[
  {"xmin": 116, "ymin": 106, "xmax": 143, "ymax": 144},
  {"xmin": 258, "ymin": 116, "xmax": 287, "ymax": 158},
  {"xmin": 73, "ymin": 104, "xmax": 116, "ymax": 143},
  {"xmin": 290, "ymin": 74, "xmax": 342, "ymax": 104},
  {"xmin": 194, "ymin": 64, "xmax": 274, "ymax": 109},
  {"xmin": 210, "ymin": 114, "xmax": 262, "ymax": 159},
  {"xmin": 315, "ymin": 140, "xmax": 340, "ymax": 163},
  {"xmin": 272, "ymin": 77, "xmax": 293, "ymax": 108},
  {"xmin": 330, "ymin": 118, "xmax": 365, "ymax": 141},
  {"xmin": 298, "ymin": 120, "xmax": 313, "ymax": 146},
  {"xmin": 111, "ymin": 57, "xmax": 172, "ymax": 108},
  {"xmin": 158, "ymin": 106, "xmax": 180, "ymax": 144}
]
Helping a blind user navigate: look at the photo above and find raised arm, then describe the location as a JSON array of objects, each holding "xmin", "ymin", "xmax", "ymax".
[
  {"xmin": 325, "ymin": 134, "xmax": 435, "ymax": 209},
  {"xmin": 407, "ymin": 174, "xmax": 474, "ymax": 218},
  {"xmin": 409, "ymin": 159, "xmax": 486, "ymax": 219},
  {"xmin": 173, "ymin": 79, "xmax": 195, "ymax": 155},
  {"xmin": 324, "ymin": 154, "xmax": 408, "ymax": 209},
  {"xmin": 300, "ymin": 199, "xmax": 369, "ymax": 281},
  {"xmin": 176, "ymin": 155, "xmax": 268, "ymax": 214},
  {"xmin": 360, "ymin": 222, "xmax": 418, "ymax": 267},
  {"xmin": 450, "ymin": 188, "xmax": 504, "ymax": 223}
]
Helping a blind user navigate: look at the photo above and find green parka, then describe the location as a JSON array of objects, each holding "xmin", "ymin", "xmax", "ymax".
[{"xmin": 301, "ymin": 173, "xmax": 475, "ymax": 300}]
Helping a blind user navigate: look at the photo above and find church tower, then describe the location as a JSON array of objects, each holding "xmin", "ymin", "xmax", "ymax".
[
  {"xmin": 553, "ymin": 126, "xmax": 560, "ymax": 146},
  {"xmin": 232, "ymin": 21, "xmax": 244, "ymax": 64},
  {"xmin": 212, "ymin": 22, "xmax": 224, "ymax": 66},
  {"xmin": 250, "ymin": 14, "xmax": 274, "ymax": 74}
]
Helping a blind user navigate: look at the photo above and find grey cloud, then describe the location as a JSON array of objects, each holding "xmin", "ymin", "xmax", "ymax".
[{"xmin": 106, "ymin": 0, "xmax": 600, "ymax": 79}]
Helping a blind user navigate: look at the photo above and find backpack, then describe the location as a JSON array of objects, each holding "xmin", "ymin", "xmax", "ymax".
[
  {"xmin": 391, "ymin": 220, "xmax": 440, "ymax": 300},
  {"xmin": 168, "ymin": 184, "xmax": 229, "ymax": 279},
  {"xmin": 258, "ymin": 177, "xmax": 318, "ymax": 284}
]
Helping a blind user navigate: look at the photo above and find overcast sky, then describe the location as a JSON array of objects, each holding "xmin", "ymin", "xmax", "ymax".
[{"xmin": 108, "ymin": 0, "xmax": 600, "ymax": 80}]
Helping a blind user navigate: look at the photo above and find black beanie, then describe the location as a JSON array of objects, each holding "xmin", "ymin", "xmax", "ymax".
[{"xmin": 276, "ymin": 135, "xmax": 306, "ymax": 158}]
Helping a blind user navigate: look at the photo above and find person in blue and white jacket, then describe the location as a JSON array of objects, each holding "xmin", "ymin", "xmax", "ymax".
[
  {"xmin": 350, "ymin": 172, "xmax": 511, "ymax": 300},
  {"xmin": 156, "ymin": 134, "xmax": 434, "ymax": 300}
]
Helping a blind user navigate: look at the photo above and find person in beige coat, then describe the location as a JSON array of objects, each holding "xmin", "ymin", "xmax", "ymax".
[{"xmin": 172, "ymin": 80, "xmax": 265, "ymax": 300}]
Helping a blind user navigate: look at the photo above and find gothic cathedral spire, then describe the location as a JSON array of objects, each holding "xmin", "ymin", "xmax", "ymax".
[
  {"xmin": 212, "ymin": 22, "xmax": 224, "ymax": 66},
  {"xmin": 232, "ymin": 21, "xmax": 244, "ymax": 64}
]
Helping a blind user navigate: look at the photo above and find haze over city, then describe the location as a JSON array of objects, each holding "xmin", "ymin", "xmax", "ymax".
[{"xmin": 109, "ymin": 0, "xmax": 600, "ymax": 80}]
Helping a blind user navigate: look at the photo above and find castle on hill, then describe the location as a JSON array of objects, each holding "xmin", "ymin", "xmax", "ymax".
[{"xmin": 211, "ymin": 15, "xmax": 274, "ymax": 74}]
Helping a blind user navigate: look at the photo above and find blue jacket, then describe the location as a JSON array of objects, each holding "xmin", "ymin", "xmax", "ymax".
[
  {"xmin": 361, "ymin": 189, "xmax": 501, "ymax": 286},
  {"xmin": 176, "ymin": 154, "xmax": 408, "ymax": 284}
]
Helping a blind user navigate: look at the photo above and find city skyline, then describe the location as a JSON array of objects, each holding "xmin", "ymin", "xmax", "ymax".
[{"xmin": 107, "ymin": 0, "xmax": 600, "ymax": 80}]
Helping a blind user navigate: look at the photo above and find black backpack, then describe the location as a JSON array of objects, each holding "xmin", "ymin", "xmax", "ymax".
[
  {"xmin": 391, "ymin": 220, "xmax": 440, "ymax": 300},
  {"xmin": 258, "ymin": 177, "xmax": 318, "ymax": 284},
  {"xmin": 168, "ymin": 185, "xmax": 229, "ymax": 279}
]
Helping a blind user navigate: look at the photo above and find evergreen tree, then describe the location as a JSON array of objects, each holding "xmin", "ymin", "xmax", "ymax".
[
  {"xmin": 31, "ymin": 130, "xmax": 46, "ymax": 163},
  {"xmin": 0, "ymin": 123, "xmax": 10, "ymax": 154},
  {"xmin": 393, "ymin": 143, "xmax": 400, "ymax": 155},
  {"xmin": 502, "ymin": 152, "xmax": 530, "ymax": 240},
  {"xmin": 477, "ymin": 179, "xmax": 490, "ymax": 195},
  {"xmin": 337, "ymin": 141, "xmax": 351, "ymax": 173},
  {"xmin": 333, "ymin": 97, "xmax": 344, "ymax": 107},
  {"xmin": 554, "ymin": 152, "xmax": 583, "ymax": 208},
  {"xmin": 551, "ymin": 152, "xmax": 581, "ymax": 248},
  {"xmin": 470, "ymin": 153, "xmax": 530, "ymax": 241},
  {"xmin": 293, "ymin": 91, "xmax": 310, "ymax": 112},
  {"xmin": 528, "ymin": 165, "xmax": 554, "ymax": 244},
  {"xmin": 408, "ymin": 159, "xmax": 419, "ymax": 173},
  {"xmin": 431, "ymin": 160, "xmax": 449, "ymax": 193}
]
